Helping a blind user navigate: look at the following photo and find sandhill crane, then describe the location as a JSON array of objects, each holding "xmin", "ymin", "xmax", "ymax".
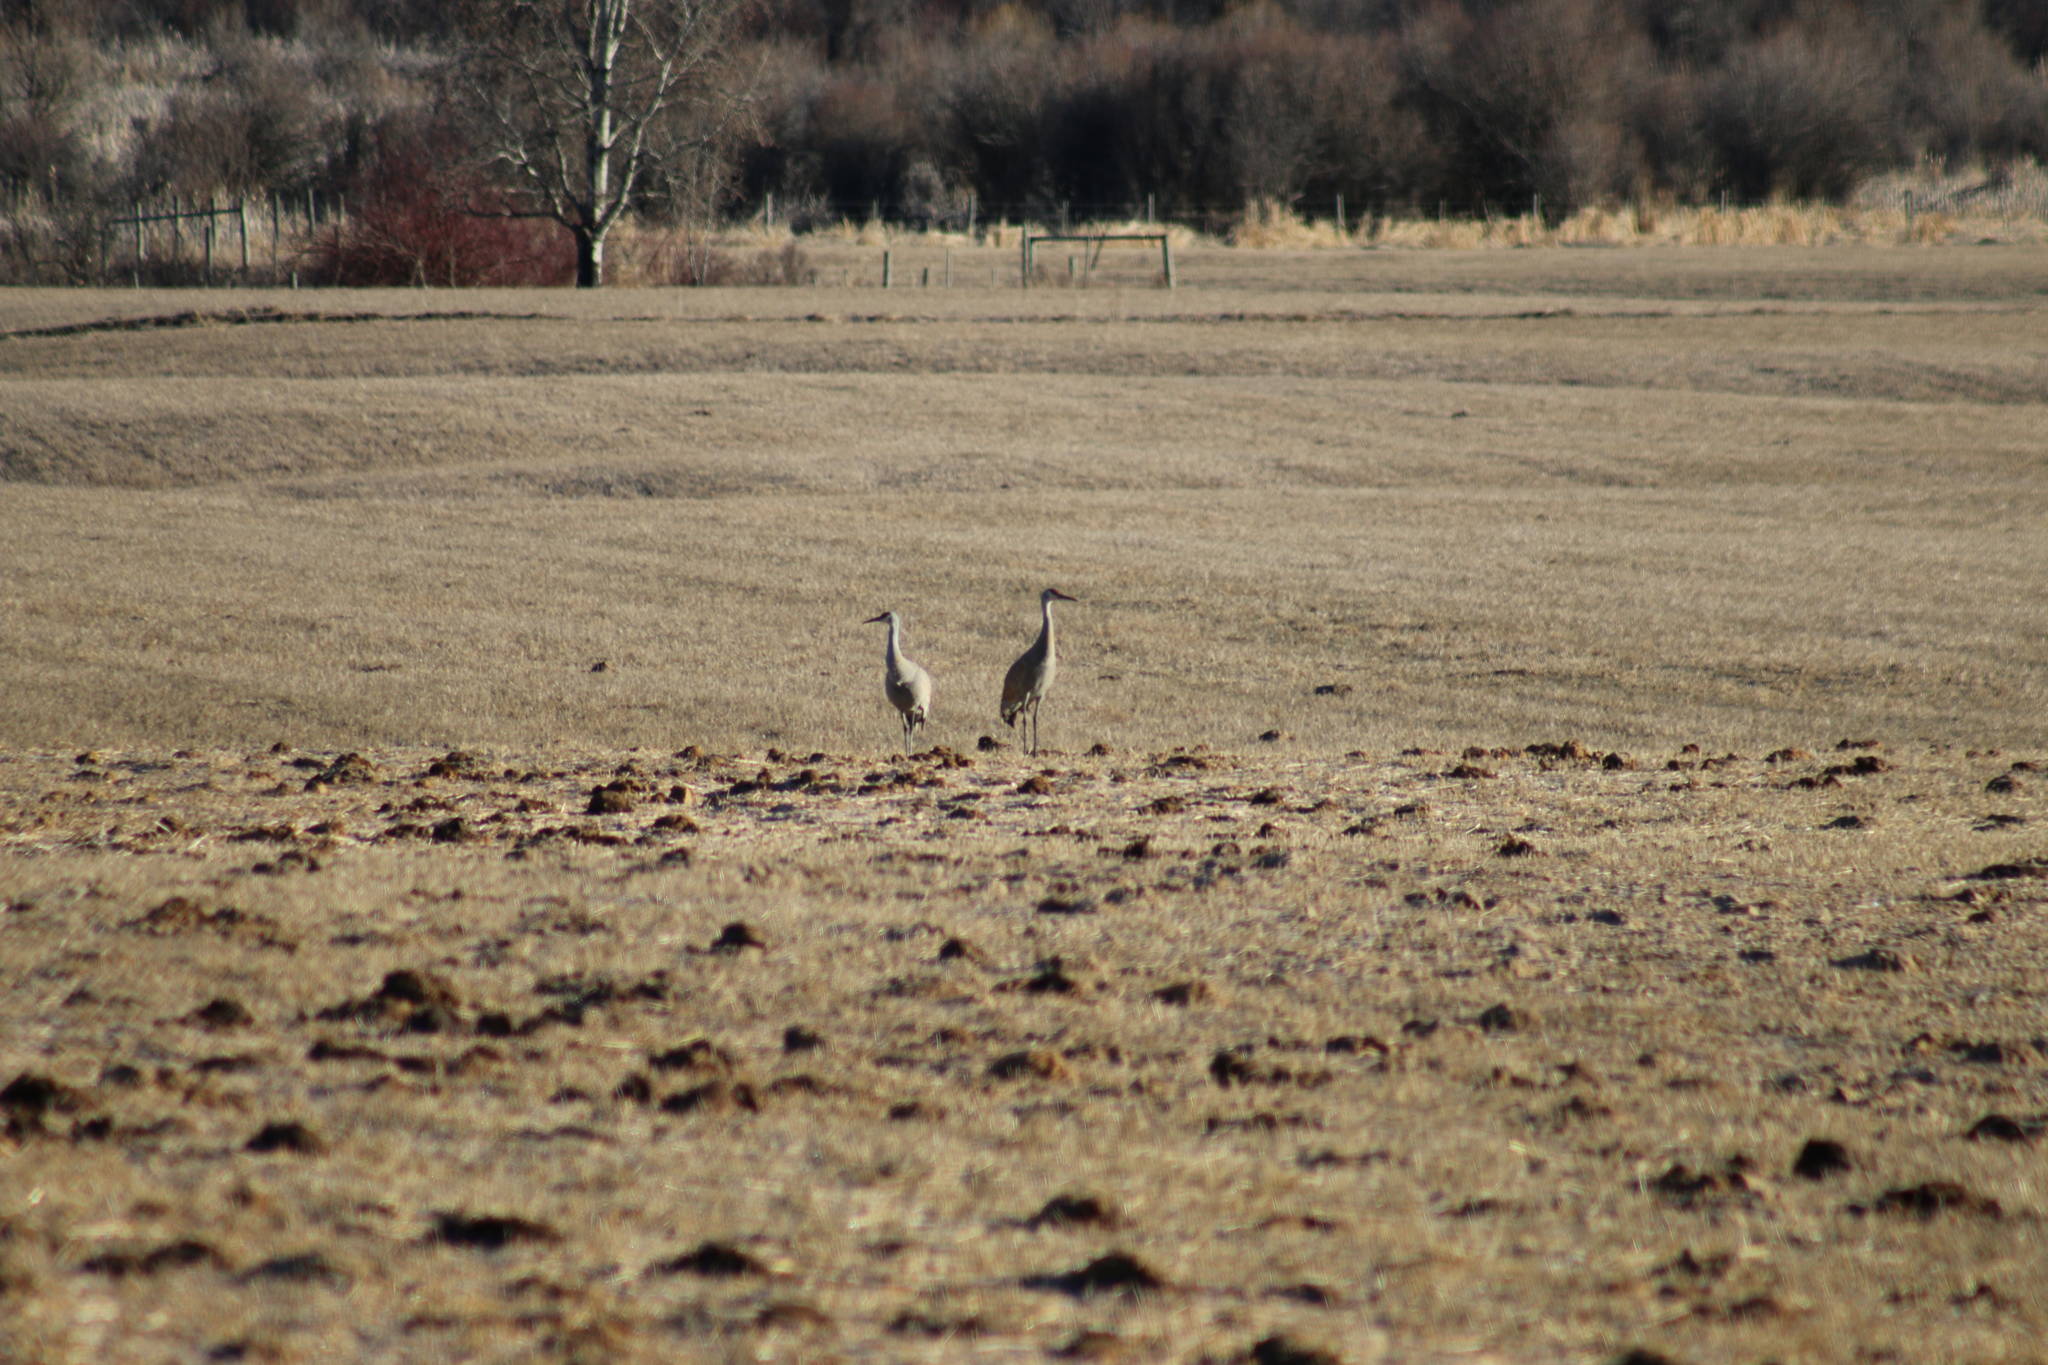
[
  {"xmin": 863, "ymin": 610, "xmax": 932, "ymax": 749},
  {"xmin": 1001, "ymin": 588, "xmax": 1077, "ymax": 755}
]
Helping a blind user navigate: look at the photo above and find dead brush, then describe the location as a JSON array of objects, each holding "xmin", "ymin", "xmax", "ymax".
[
  {"xmin": 1227, "ymin": 198, "xmax": 1354, "ymax": 248},
  {"xmin": 616, "ymin": 229, "xmax": 818, "ymax": 286}
]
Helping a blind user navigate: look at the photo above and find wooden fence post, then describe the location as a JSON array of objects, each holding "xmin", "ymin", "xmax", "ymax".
[
  {"xmin": 1161, "ymin": 235, "xmax": 1175, "ymax": 289},
  {"xmin": 881, "ymin": 250, "xmax": 892, "ymax": 288}
]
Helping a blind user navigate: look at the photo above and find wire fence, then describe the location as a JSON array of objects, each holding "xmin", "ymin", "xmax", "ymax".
[
  {"xmin": 755, "ymin": 191, "xmax": 1429, "ymax": 236},
  {"xmin": 91, "ymin": 192, "xmax": 349, "ymax": 287},
  {"xmin": 11, "ymin": 170, "xmax": 2047, "ymax": 288}
]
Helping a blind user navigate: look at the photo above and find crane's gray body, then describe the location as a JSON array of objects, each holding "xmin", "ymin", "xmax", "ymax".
[
  {"xmin": 1001, "ymin": 588, "xmax": 1076, "ymax": 754},
  {"xmin": 865, "ymin": 610, "xmax": 932, "ymax": 748}
]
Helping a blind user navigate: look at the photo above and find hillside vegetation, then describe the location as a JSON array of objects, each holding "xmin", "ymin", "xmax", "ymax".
[{"xmin": 4, "ymin": 0, "xmax": 2047, "ymax": 282}]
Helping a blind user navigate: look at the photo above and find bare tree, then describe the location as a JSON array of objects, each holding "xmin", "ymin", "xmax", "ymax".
[{"xmin": 450, "ymin": 0, "xmax": 754, "ymax": 286}]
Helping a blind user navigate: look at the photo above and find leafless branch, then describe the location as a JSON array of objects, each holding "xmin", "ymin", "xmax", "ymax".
[{"xmin": 443, "ymin": 0, "xmax": 753, "ymax": 282}]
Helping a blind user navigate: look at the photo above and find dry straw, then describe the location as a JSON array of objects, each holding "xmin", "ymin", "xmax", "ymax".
[{"xmin": 713, "ymin": 159, "xmax": 2048, "ymax": 255}]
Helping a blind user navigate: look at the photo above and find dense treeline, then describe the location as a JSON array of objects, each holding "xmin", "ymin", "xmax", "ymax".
[
  {"xmin": 743, "ymin": 0, "xmax": 2048, "ymax": 226},
  {"xmin": 3, "ymin": 0, "xmax": 2046, "ymax": 280}
]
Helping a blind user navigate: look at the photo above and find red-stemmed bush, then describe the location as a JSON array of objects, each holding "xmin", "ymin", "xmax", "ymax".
[{"xmin": 309, "ymin": 124, "xmax": 571, "ymax": 287}]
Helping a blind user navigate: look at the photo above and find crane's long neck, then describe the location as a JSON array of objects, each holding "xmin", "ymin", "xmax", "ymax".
[
  {"xmin": 1038, "ymin": 598, "xmax": 1057, "ymax": 658},
  {"xmin": 883, "ymin": 616, "xmax": 907, "ymax": 667}
]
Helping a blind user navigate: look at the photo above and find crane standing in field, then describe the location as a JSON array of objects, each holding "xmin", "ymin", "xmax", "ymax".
[
  {"xmin": 864, "ymin": 610, "xmax": 932, "ymax": 749},
  {"xmin": 1001, "ymin": 588, "xmax": 1078, "ymax": 755}
]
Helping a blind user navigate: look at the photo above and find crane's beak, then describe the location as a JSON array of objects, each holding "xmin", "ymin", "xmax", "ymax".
[
  {"xmin": 863, "ymin": 612, "xmax": 890, "ymax": 624},
  {"xmin": 1049, "ymin": 589, "xmax": 1078, "ymax": 602}
]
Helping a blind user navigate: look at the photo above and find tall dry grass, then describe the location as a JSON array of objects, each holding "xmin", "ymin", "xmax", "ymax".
[{"xmin": 722, "ymin": 161, "xmax": 2048, "ymax": 257}]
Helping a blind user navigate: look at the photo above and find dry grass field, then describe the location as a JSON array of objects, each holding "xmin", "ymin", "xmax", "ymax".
[{"xmin": 2, "ymin": 246, "xmax": 2046, "ymax": 1364}]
